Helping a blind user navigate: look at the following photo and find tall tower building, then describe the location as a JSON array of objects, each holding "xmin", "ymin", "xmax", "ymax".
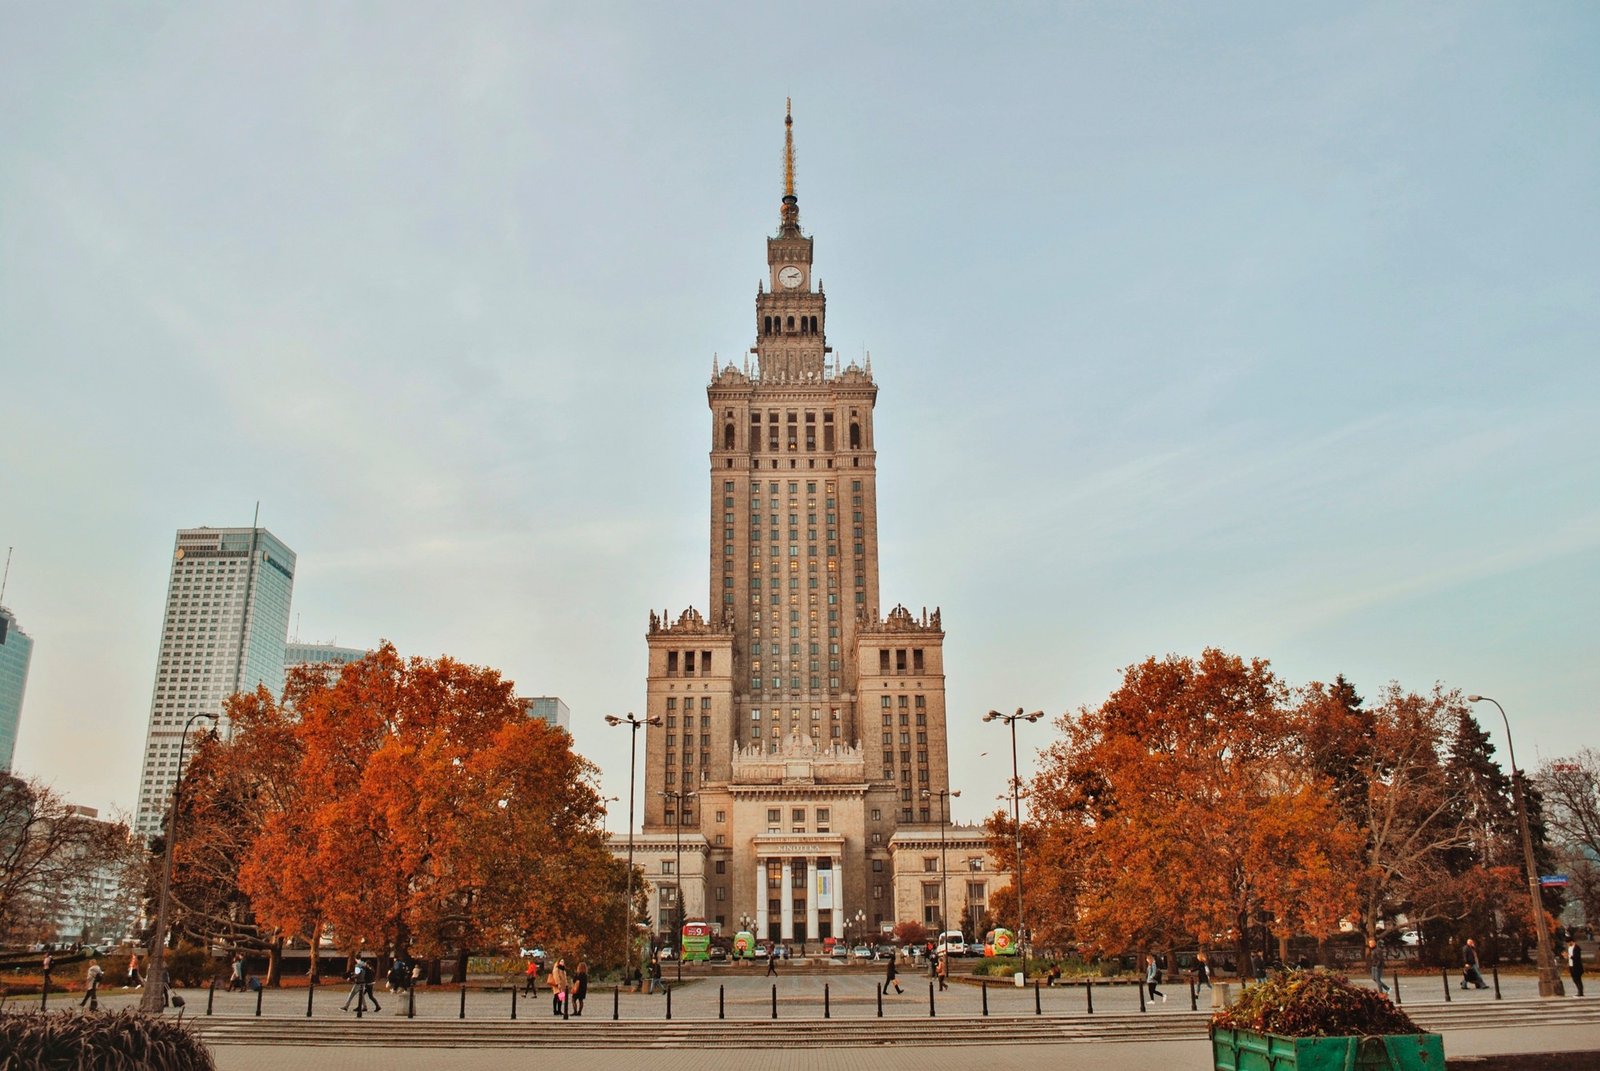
[
  {"xmin": 133, "ymin": 527, "xmax": 296, "ymax": 840},
  {"xmin": 633, "ymin": 106, "xmax": 951, "ymax": 944},
  {"xmin": 0, "ymin": 604, "xmax": 34, "ymax": 772}
]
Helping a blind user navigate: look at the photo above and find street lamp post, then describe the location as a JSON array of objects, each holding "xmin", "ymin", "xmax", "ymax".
[
  {"xmin": 984, "ymin": 708, "xmax": 1042, "ymax": 982},
  {"xmin": 922, "ymin": 788, "xmax": 961, "ymax": 942},
  {"xmin": 605, "ymin": 713, "xmax": 662, "ymax": 987},
  {"xmin": 662, "ymin": 789, "xmax": 696, "ymax": 981},
  {"xmin": 1467, "ymin": 695, "xmax": 1565, "ymax": 997},
  {"xmin": 853, "ymin": 909, "xmax": 866, "ymax": 949},
  {"xmin": 141, "ymin": 711, "xmax": 216, "ymax": 1013}
]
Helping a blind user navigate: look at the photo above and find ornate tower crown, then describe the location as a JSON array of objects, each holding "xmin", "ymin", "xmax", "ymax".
[{"xmin": 779, "ymin": 98, "xmax": 801, "ymax": 238}]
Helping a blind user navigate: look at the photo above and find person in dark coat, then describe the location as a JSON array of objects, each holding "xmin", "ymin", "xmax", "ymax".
[
  {"xmin": 1568, "ymin": 940, "xmax": 1585, "ymax": 997},
  {"xmin": 885, "ymin": 954, "xmax": 903, "ymax": 994},
  {"xmin": 1462, "ymin": 939, "xmax": 1488, "ymax": 989},
  {"xmin": 572, "ymin": 962, "xmax": 589, "ymax": 1015}
]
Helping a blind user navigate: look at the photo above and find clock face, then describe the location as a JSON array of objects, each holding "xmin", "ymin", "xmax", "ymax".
[{"xmin": 778, "ymin": 265, "xmax": 804, "ymax": 289}]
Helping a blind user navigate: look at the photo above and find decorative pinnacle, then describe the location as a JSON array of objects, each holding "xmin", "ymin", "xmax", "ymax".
[{"xmin": 780, "ymin": 99, "xmax": 799, "ymax": 234}]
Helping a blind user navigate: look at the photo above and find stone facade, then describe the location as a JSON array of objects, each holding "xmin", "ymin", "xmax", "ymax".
[{"xmin": 616, "ymin": 107, "xmax": 963, "ymax": 945}]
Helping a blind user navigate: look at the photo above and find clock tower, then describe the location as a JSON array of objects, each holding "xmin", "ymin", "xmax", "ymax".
[{"xmin": 633, "ymin": 104, "xmax": 954, "ymax": 947}]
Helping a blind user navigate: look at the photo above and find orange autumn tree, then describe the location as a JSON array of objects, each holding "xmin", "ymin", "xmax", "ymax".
[
  {"xmin": 1023, "ymin": 649, "xmax": 1358, "ymax": 973},
  {"xmin": 238, "ymin": 644, "xmax": 621, "ymax": 975}
]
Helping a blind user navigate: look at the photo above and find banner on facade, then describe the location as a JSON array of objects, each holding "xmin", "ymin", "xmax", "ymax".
[{"xmin": 815, "ymin": 868, "xmax": 834, "ymax": 909}]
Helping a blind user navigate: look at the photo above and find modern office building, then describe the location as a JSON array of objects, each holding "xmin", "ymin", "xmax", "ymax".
[
  {"xmin": 520, "ymin": 696, "xmax": 571, "ymax": 730},
  {"xmin": 615, "ymin": 108, "xmax": 965, "ymax": 944},
  {"xmin": 132, "ymin": 527, "xmax": 296, "ymax": 840},
  {"xmin": 284, "ymin": 640, "xmax": 367, "ymax": 684},
  {"xmin": 0, "ymin": 604, "xmax": 33, "ymax": 772}
]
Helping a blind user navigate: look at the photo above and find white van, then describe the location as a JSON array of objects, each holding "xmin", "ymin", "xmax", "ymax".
[{"xmin": 935, "ymin": 931, "xmax": 967, "ymax": 956}]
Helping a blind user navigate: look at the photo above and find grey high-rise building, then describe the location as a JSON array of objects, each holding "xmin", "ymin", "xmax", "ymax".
[
  {"xmin": 133, "ymin": 527, "xmax": 296, "ymax": 840},
  {"xmin": 0, "ymin": 604, "xmax": 34, "ymax": 772},
  {"xmin": 519, "ymin": 696, "xmax": 571, "ymax": 729}
]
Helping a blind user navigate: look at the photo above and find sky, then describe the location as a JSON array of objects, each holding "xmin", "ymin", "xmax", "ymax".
[{"xmin": 3, "ymin": 3, "xmax": 1597, "ymax": 829}]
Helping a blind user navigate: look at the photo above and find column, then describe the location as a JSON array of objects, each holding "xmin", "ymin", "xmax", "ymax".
[
  {"xmin": 805, "ymin": 857, "xmax": 819, "ymax": 942},
  {"xmin": 754, "ymin": 856, "xmax": 765, "ymax": 936},
  {"xmin": 780, "ymin": 858, "xmax": 794, "ymax": 940},
  {"xmin": 835, "ymin": 854, "xmax": 843, "ymax": 932}
]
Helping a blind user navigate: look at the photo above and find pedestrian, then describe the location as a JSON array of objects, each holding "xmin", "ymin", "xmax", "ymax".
[
  {"xmin": 573, "ymin": 962, "xmax": 589, "ymax": 1016},
  {"xmin": 1461, "ymin": 939, "xmax": 1488, "ymax": 990},
  {"xmin": 885, "ymin": 954, "xmax": 903, "ymax": 995},
  {"xmin": 126, "ymin": 952, "xmax": 142, "ymax": 988},
  {"xmin": 1146, "ymin": 953, "xmax": 1166, "ymax": 1003},
  {"xmin": 1568, "ymin": 939, "xmax": 1585, "ymax": 998},
  {"xmin": 765, "ymin": 946, "xmax": 778, "ymax": 977},
  {"xmin": 341, "ymin": 958, "xmax": 368, "ymax": 1012},
  {"xmin": 1194, "ymin": 952, "xmax": 1212, "ymax": 990},
  {"xmin": 360, "ymin": 958, "xmax": 381, "ymax": 1012},
  {"xmin": 548, "ymin": 959, "xmax": 569, "ymax": 1016},
  {"xmin": 936, "ymin": 951, "xmax": 949, "ymax": 991},
  {"xmin": 1367, "ymin": 938, "xmax": 1389, "ymax": 994},
  {"xmin": 81, "ymin": 959, "xmax": 104, "ymax": 1009},
  {"xmin": 387, "ymin": 956, "xmax": 410, "ymax": 996},
  {"xmin": 649, "ymin": 953, "xmax": 663, "ymax": 994},
  {"xmin": 41, "ymin": 950, "xmax": 53, "ymax": 997},
  {"xmin": 523, "ymin": 956, "xmax": 539, "ymax": 996},
  {"xmin": 229, "ymin": 952, "xmax": 246, "ymax": 992}
]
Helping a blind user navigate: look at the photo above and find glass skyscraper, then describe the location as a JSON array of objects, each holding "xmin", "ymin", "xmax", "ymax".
[
  {"xmin": 133, "ymin": 527, "xmax": 295, "ymax": 840},
  {"xmin": 0, "ymin": 605, "xmax": 33, "ymax": 771}
]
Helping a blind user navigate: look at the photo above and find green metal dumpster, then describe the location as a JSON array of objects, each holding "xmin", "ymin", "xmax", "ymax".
[{"xmin": 1211, "ymin": 1026, "xmax": 1445, "ymax": 1071}]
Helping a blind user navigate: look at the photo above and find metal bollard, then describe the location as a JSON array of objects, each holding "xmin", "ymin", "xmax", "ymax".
[
  {"xmin": 771, "ymin": 982, "xmax": 777, "ymax": 1019},
  {"xmin": 929, "ymin": 980, "xmax": 936, "ymax": 1017},
  {"xmin": 982, "ymin": 980, "xmax": 989, "ymax": 1016},
  {"xmin": 719, "ymin": 983, "xmax": 725, "ymax": 1020},
  {"xmin": 511, "ymin": 986, "xmax": 517, "ymax": 1020},
  {"xmin": 307, "ymin": 978, "xmax": 315, "ymax": 1018},
  {"xmin": 460, "ymin": 983, "xmax": 467, "ymax": 1019},
  {"xmin": 1493, "ymin": 965, "xmax": 1502, "ymax": 1000},
  {"xmin": 563, "ymin": 986, "xmax": 570, "ymax": 1020},
  {"xmin": 666, "ymin": 985, "xmax": 672, "ymax": 1021},
  {"xmin": 207, "ymin": 977, "xmax": 216, "ymax": 1016},
  {"xmin": 1085, "ymin": 979, "xmax": 1094, "ymax": 1014},
  {"xmin": 877, "ymin": 982, "xmax": 883, "ymax": 1017},
  {"xmin": 255, "ymin": 986, "xmax": 263, "ymax": 1017},
  {"xmin": 1035, "ymin": 978, "xmax": 1042, "ymax": 1015},
  {"xmin": 1139, "ymin": 979, "xmax": 1146, "ymax": 1013},
  {"xmin": 1441, "ymin": 968, "xmax": 1452, "ymax": 1003},
  {"xmin": 613, "ymin": 986, "xmax": 619, "ymax": 1020},
  {"xmin": 825, "ymin": 982, "xmax": 830, "ymax": 1019},
  {"xmin": 1394, "ymin": 971, "xmax": 1402, "ymax": 1005},
  {"xmin": 408, "ymin": 985, "xmax": 415, "ymax": 1019}
]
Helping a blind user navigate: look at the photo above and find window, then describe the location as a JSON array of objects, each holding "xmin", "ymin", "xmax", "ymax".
[
  {"xmin": 715, "ymin": 860, "xmax": 726, "ymax": 874},
  {"xmin": 924, "ymin": 857, "xmax": 938, "ymax": 872},
  {"xmin": 715, "ymin": 810, "xmax": 726, "ymax": 823},
  {"xmin": 768, "ymin": 808, "xmax": 781, "ymax": 824},
  {"xmin": 662, "ymin": 861, "xmax": 675, "ymax": 875},
  {"xmin": 872, "ymin": 859, "xmax": 883, "ymax": 872}
]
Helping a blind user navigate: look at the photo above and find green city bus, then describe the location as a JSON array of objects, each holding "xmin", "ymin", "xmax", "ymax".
[{"xmin": 681, "ymin": 920, "xmax": 713, "ymax": 963}]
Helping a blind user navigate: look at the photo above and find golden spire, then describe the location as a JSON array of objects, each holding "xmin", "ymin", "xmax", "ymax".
[
  {"xmin": 780, "ymin": 99, "xmax": 800, "ymax": 235},
  {"xmin": 784, "ymin": 98, "xmax": 795, "ymax": 198}
]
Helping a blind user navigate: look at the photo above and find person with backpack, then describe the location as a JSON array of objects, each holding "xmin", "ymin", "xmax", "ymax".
[
  {"xmin": 1146, "ymin": 953, "xmax": 1166, "ymax": 1003},
  {"xmin": 81, "ymin": 959, "xmax": 104, "ymax": 1009}
]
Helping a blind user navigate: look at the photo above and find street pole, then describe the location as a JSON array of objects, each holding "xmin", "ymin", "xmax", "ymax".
[
  {"xmin": 923, "ymin": 788, "xmax": 961, "ymax": 942},
  {"xmin": 606, "ymin": 713, "xmax": 662, "ymax": 989},
  {"xmin": 141, "ymin": 711, "xmax": 215, "ymax": 1013},
  {"xmin": 662, "ymin": 789, "xmax": 696, "ymax": 981},
  {"xmin": 1468, "ymin": 696, "xmax": 1565, "ymax": 997},
  {"xmin": 985, "ymin": 708, "xmax": 1042, "ymax": 983}
]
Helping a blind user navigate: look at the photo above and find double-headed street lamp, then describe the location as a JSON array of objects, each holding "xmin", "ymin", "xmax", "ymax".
[
  {"xmin": 984, "ymin": 708, "xmax": 1042, "ymax": 982},
  {"xmin": 922, "ymin": 788, "xmax": 961, "ymax": 942},
  {"xmin": 605, "ymin": 712, "xmax": 661, "ymax": 984},
  {"xmin": 661, "ymin": 788, "xmax": 696, "ymax": 981},
  {"xmin": 1467, "ymin": 695, "xmax": 1565, "ymax": 997},
  {"xmin": 141, "ymin": 711, "xmax": 216, "ymax": 1013}
]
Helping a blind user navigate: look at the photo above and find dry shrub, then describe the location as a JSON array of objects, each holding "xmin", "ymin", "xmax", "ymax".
[
  {"xmin": 1212, "ymin": 970, "xmax": 1423, "ymax": 1038},
  {"xmin": 0, "ymin": 1009, "xmax": 215, "ymax": 1071}
]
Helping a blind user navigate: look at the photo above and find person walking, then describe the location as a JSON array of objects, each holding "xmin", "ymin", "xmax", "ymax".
[
  {"xmin": 125, "ymin": 952, "xmax": 142, "ymax": 989},
  {"xmin": 649, "ymin": 952, "xmax": 663, "ymax": 994},
  {"xmin": 572, "ymin": 962, "xmax": 589, "ymax": 1016},
  {"xmin": 1367, "ymin": 938, "xmax": 1389, "ymax": 994},
  {"xmin": 341, "ymin": 959, "xmax": 368, "ymax": 1012},
  {"xmin": 1194, "ymin": 952, "xmax": 1212, "ymax": 990},
  {"xmin": 1462, "ymin": 939, "xmax": 1488, "ymax": 990},
  {"xmin": 228, "ymin": 952, "xmax": 247, "ymax": 992},
  {"xmin": 523, "ymin": 956, "xmax": 539, "ymax": 996},
  {"xmin": 40, "ymin": 951, "xmax": 53, "ymax": 1001},
  {"xmin": 885, "ymin": 954, "xmax": 903, "ymax": 995},
  {"xmin": 1146, "ymin": 953, "xmax": 1166, "ymax": 1003},
  {"xmin": 765, "ymin": 946, "xmax": 778, "ymax": 977},
  {"xmin": 80, "ymin": 959, "xmax": 104, "ymax": 1009},
  {"xmin": 936, "ymin": 951, "xmax": 949, "ymax": 991},
  {"xmin": 1568, "ymin": 939, "xmax": 1585, "ymax": 997}
]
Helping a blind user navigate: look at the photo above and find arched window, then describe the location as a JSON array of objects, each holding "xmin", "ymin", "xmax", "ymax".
[
  {"xmin": 850, "ymin": 422, "xmax": 861, "ymax": 450},
  {"xmin": 723, "ymin": 424, "xmax": 735, "ymax": 450},
  {"xmin": 786, "ymin": 316, "xmax": 795, "ymax": 332}
]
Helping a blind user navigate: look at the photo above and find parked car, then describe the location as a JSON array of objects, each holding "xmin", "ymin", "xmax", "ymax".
[
  {"xmin": 708, "ymin": 946, "xmax": 729, "ymax": 961},
  {"xmin": 851, "ymin": 945, "xmax": 873, "ymax": 960}
]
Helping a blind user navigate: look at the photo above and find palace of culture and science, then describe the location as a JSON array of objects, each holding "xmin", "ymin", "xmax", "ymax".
[{"xmin": 615, "ymin": 107, "xmax": 1000, "ymax": 945}]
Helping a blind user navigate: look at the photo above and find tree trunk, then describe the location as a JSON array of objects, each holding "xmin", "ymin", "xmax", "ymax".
[
  {"xmin": 452, "ymin": 946, "xmax": 469, "ymax": 984},
  {"xmin": 266, "ymin": 936, "xmax": 283, "ymax": 987},
  {"xmin": 427, "ymin": 956, "xmax": 442, "ymax": 986}
]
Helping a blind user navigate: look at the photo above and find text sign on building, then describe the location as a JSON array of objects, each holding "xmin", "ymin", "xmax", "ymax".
[
  {"xmin": 815, "ymin": 868, "xmax": 834, "ymax": 909},
  {"xmin": 1540, "ymin": 875, "xmax": 1569, "ymax": 887}
]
